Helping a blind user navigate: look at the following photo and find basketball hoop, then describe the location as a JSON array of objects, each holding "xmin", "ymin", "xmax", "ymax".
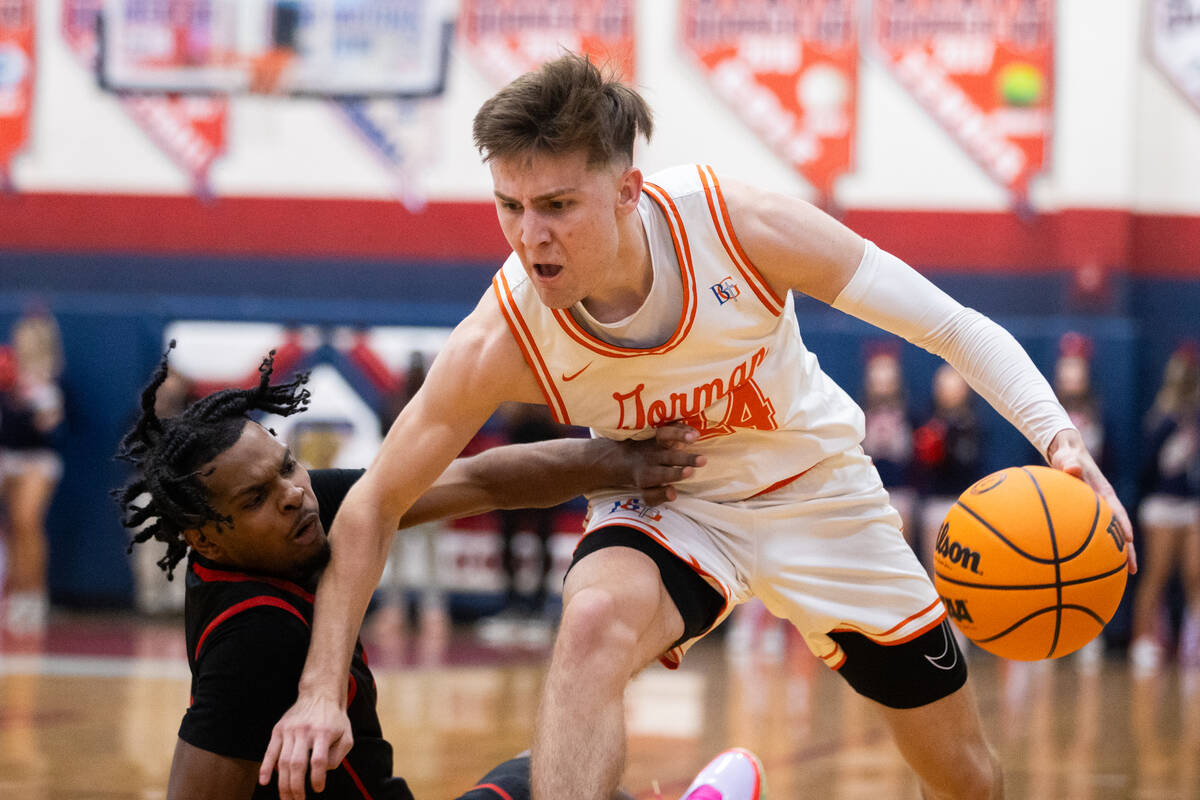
[
  {"xmin": 91, "ymin": 0, "xmax": 454, "ymax": 206},
  {"xmin": 248, "ymin": 47, "xmax": 295, "ymax": 95},
  {"xmin": 98, "ymin": 0, "xmax": 454, "ymax": 99}
]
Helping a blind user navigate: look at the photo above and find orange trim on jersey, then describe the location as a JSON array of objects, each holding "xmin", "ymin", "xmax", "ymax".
[
  {"xmin": 194, "ymin": 596, "xmax": 308, "ymax": 661},
  {"xmin": 581, "ymin": 518, "xmax": 732, "ymax": 623},
  {"xmin": 815, "ymin": 641, "xmax": 848, "ymax": 669},
  {"xmin": 747, "ymin": 467, "xmax": 812, "ymax": 499},
  {"xmin": 548, "ymin": 181, "xmax": 698, "ymax": 358},
  {"xmin": 190, "ymin": 561, "xmax": 315, "ymax": 603},
  {"xmin": 492, "ymin": 271, "xmax": 571, "ymax": 424},
  {"xmin": 583, "ymin": 517, "xmax": 669, "ymax": 551},
  {"xmin": 829, "ymin": 599, "xmax": 947, "ymax": 645},
  {"xmin": 698, "ymin": 165, "xmax": 786, "ymax": 315},
  {"xmin": 644, "ymin": 182, "xmax": 699, "ymax": 348},
  {"xmin": 469, "ymin": 784, "xmax": 514, "ymax": 800}
]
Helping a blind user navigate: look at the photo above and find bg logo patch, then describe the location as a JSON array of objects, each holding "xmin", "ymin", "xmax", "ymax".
[
  {"xmin": 609, "ymin": 497, "xmax": 662, "ymax": 521},
  {"xmin": 710, "ymin": 276, "xmax": 740, "ymax": 304}
]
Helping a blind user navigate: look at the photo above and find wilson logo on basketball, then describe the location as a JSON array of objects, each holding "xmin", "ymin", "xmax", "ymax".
[
  {"xmin": 1105, "ymin": 518, "xmax": 1124, "ymax": 551},
  {"xmin": 941, "ymin": 596, "xmax": 974, "ymax": 624},
  {"xmin": 935, "ymin": 522, "xmax": 982, "ymax": 574}
]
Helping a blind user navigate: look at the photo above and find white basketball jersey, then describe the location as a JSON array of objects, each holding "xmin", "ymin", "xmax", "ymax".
[{"xmin": 492, "ymin": 164, "xmax": 864, "ymax": 501}]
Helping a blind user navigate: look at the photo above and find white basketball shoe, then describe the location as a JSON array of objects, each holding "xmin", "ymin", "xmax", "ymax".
[{"xmin": 679, "ymin": 748, "xmax": 765, "ymax": 800}]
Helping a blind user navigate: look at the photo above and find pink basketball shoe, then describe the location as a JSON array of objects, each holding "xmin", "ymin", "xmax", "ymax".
[{"xmin": 679, "ymin": 748, "xmax": 765, "ymax": 800}]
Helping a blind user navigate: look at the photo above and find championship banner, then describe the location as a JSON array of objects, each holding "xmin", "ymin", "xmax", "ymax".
[
  {"xmin": 62, "ymin": 0, "xmax": 228, "ymax": 195},
  {"xmin": 681, "ymin": 0, "xmax": 858, "ymax": 204},
  {"xmin": 461, "ymin": 0, "xmax": 636, "ymax": 85},
  {"xmin": 872, "ymin": 0, "xmax": 1053, "ymax": 202},
  {"xmin": 119, "ymin": 94, "xmax": 228, "ymax": 196},
  {"xmin": 0, "ymin": 0, "xmax": 34, "ymax": 190},
  {"xmin": 1149, "ymin": 0, "xmax": 1200, "ymax": 113}
]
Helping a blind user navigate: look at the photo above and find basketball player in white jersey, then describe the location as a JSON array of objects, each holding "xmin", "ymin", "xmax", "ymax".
[{"xmin": 262, "ymin": 55, "xmax": 1137, "ymax": 800}]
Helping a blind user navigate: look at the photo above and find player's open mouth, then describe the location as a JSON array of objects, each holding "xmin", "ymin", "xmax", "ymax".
[
  {"xmin": 292, "ymin": 512, "xmax": 319, "ymax": 541},
  {"xmin": 534, "ymin": 263, "xmax": 563, "ymax": 278}
]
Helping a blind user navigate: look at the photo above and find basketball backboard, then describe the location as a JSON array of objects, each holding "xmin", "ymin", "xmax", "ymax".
[{"xmin": 98, "ymin": 0, "xmax": 454, "ymax": 98}]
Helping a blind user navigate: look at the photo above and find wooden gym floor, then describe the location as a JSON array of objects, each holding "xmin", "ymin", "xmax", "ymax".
[{"xmin": 0, "ymin": 611, "xmax": 1197, "ymax": 799}]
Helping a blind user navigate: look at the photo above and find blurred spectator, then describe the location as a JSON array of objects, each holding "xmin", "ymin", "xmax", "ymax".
[
  {"xmin": 478, "ymin": 402, "xmax": 568, "ymax": 647},
  {"xmin": 368, "ymin": 350, "xmax": 448, "ymax": 643},
  {"xmin": 1129, "ymin": 342, "xmax": 1200, "ymax": 674},
  {"xmin": 860, "ymin": 342, "xmax": 916, "ymax": 546},
  {"xmin": 912, "ymin": 365, "xmax": 985, "ymax": 571},
  {"xmin": 0, "ymin": 310, "xmax": 65, "ymax": 633},
  {"xmin": 1054, "ymin": 332, "xmax": 1107, "ymax": 467}
]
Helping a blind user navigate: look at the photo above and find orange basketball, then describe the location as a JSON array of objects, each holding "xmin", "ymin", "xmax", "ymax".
[{"xmin": 932, "ymin": 466, "xmax": 1128, "ymax": 661}]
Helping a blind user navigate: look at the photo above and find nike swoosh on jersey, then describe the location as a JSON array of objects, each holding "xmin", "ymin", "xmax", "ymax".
[
  {"xmin": 561, "ymin": 362, "xmax": 594, "ymax": 381},
  {"xmin": 924, "ymin": 620, "xmax": 960, "ymax": 671}
]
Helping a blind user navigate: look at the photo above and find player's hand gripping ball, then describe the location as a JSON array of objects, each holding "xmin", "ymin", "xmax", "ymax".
[{"xmin": 933, "ymin": 466, "xmax": 1128, "ymax": 660}]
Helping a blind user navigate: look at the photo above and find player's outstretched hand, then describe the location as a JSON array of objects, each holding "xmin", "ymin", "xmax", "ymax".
[
  {"xmin": 1047, "ymin": 428, "xmax": 1138, "ymax": 574},
  {"xmin": 616, "ymin": 423, "xmax": 706, "ymax": 505},
  {"xmin": 259, "ymin": 691, "xmax": 353, "ymax": 800}
]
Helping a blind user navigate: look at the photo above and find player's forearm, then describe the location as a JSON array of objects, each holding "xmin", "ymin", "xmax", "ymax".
[
  {"xmin": 299, "ymin": 489, "xmax": 394, "ymax": 697},
  {"xmin": 400, "ymin": 439, "xmax": 616, "ymax": 527},
  {"xmin": 914, "ymin": 308, "xmax": 1073, "ymax": 456},
  {"xmin": 833, "ymin": 241, "xmax": 1073, "ymax": 456},
  {"xmin": 470, "ymin": 438, "xmax": 621, "ymax": 507}
]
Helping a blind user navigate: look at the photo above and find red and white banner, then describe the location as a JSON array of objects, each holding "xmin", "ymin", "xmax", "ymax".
[
  {"xmin": 872, "ymin": 0, "xmax": 1053, "ymax": 202},
  {"xmin": 62, "ymin": 0, "xmax": 228, "ymax": 195},
  {"xmin": 681, "ymin": 0, "xmax": 858, "ymax": 203},
  {"xmin": 1149, "ymin": 0, "xmax": 1200, "ymax": 113},
  {"xmin": 460, "ymin": 0, "xmax": 636, "ymax": 85},
  {"xmin": 0, "ymin": 0, "xmax": 34, "ymax": 188}
]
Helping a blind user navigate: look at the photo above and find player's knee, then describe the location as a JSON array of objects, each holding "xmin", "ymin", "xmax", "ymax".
[
  {"xmin": 926, "ymin": 742, "xmax": 1002, "ymax": 800},
  {"xmin": 557, "ymin": 588, "xmax": 640, "ymax": 668},
  {"xmin": 971, "ymin": 746, "xmax": 1003, "ymax": 799}
]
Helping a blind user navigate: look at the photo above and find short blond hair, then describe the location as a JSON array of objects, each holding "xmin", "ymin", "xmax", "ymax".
[{"xmin": 472, "ymin": 53, "xmax": 653, "ymax": 168}]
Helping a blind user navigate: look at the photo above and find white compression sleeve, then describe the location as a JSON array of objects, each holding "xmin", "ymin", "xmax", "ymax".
[{"xmin": 832, "ymin": 240, "xmax": 1073, "ymax": 457}]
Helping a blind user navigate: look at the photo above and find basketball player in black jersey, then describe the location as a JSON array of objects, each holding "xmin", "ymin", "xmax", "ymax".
[{"xmin": 114, "ymin": 344, "xmax": 725, "ymax": 800}]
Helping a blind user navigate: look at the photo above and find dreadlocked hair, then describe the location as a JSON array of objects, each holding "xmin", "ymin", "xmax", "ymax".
[{"xmin": 113, "ymin": 341, "xmax": 311, "ymax": 579}]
